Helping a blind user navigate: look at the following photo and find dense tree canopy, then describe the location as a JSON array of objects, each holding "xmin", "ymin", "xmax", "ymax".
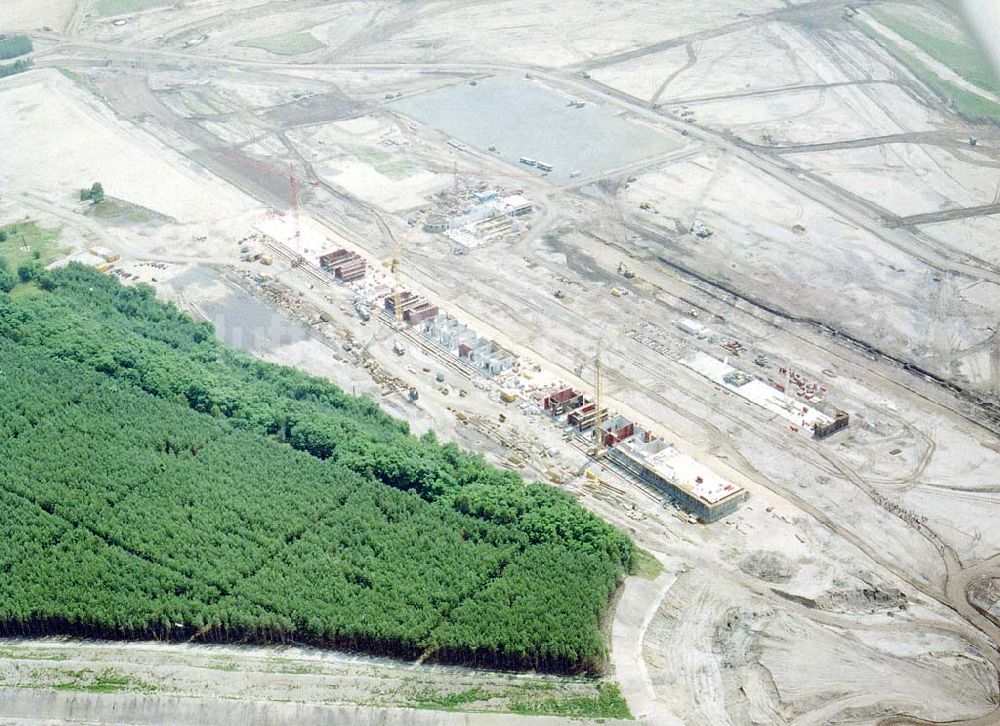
[
  {"xmin": 0, "ymin": 35, "xmax": 32, "ymax": 60},
  {"xmin": 0, "ymin": 260, "xmax": 14, "ymax": 293},
  {"xmin": 0, "ymin": 58, "xmax": 32, "ymax": 79},
  {"xmin": 0, "ymin": 265, "xmax": 634, "ymax": 673}
]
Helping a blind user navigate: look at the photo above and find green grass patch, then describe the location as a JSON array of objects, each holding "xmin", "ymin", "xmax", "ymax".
[
  {"xmin": 869, "ymin": 6, "xmax": 998, "ymax": 93},
  {"xmin": 0, "ymin": 221, "xmax": 64, "ymax": 269},
  {"xmin": 9, "ymin": 282, "xmax": 43, "ymax": 300},
  {"xmin": 46, "ymin": 668, "xmax": 156, "ymax": 693},
  {"xmin": 238, "ymin": 32, "xmax": 324, "ymax": 56},
  {"xmin": 414, "ymin": 686, "xmax": 489, "ymax": 711},
  {"xmin": 85, "ymin": 669, "xmax": 156, "ymax": 693},
  {"xmin": 86, "ymin": 198, "xmax": 168, "ymax": 226},
  {"xmin": 370, "ymin": 154, "xmax": 417, "ymax": 180},
  {"xmin": 633, "ymin": 547, "xmax": 664, "ymax": 580},
  {"xmin": 206, "ymin": 657, "xmax": 240, "ymax": 672},
  {"xmin": 96, "ymin": 0, "xmax": 172, "ymax": 16},
  {"xmin": 510, "ymin": 682, "xmax": 631, "ymax": 719}
]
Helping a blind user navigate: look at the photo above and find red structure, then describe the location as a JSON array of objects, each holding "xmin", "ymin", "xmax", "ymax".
[
  {"xmin": 543, "ymin": 388, "xmax": 584, "ymax": 416},
  {"xmin": 319, "ymin": 249, "xmax": 368, "ymax": 281},
  {"xmin": 567, "ymin": 401, "xmax": 598, "ymax": 430},
  {"xmin": 600, "ymin": 415, "xmax": 635, "ymax": 447},
  {"xmin": 385, "ymin": 291, "xmax": 437, "ymax": 325},
  {"xmin": 405, "ymin": 302, "xmax": 439, "ymax": 324}
]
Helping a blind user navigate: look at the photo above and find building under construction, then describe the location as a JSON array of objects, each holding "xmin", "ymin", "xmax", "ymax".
[
  {"xmin": 600, "ymin": 415, "xmax": 635, "ymax": 447},
  {"xmin": 319, "ymin": 249, "xmax": 368, "ymax": 282},
  {"xmin": 420, "ymin": 314, "xmax": 518, "ymax": 375},
  {"xmin": 536, "ymin": 383, "xmax": 748, "ymax": 523},
  {"xmin": 813, "ymin": 410, "xmax": 850, "ymax": 439},
  {"xmin": 384, "ymin": 291, "xmax": 439, "ymax": 324},
  {"xmin": 542, "ymin": 387, "xmax": 585, "ymax": 416},
  {"xmin": 609, "ymin": 433, "xmax": 748, "ymax": 523}
]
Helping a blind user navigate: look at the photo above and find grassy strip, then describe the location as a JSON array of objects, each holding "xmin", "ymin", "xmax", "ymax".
[
  {"xmin": 96, "ymin": 0, "xmax": 171, "ymax": 17},
  {"xmin": 868, "ymin": 5, "xmax": 997, "ymax": 93},
  {"xmin": 0, "ymin": 645, "xmax": 626, "ymax": 717},
  {"xmin": 14, "ymin": 666, "xmax": 157, "ymax": 694},
  {"xmin": 411, "ymin": 681, "xmax": 630, "ymax": 718},
  {"xmin": 237, "ymin": 32, "xmax": 324, "ymax": 56},
  {"xmin": 57, "ymin": 68, "xmax": 91, "ymax": 93},
  {"xmin": 854, "ymin": 18, "xmax": 1000, "ymax": 124},
  {"xmin": 510, "ymin": 682, "xmax": 631, "ymax": 719}
]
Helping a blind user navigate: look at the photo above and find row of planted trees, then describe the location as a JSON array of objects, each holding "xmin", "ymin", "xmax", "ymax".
[{"xmin": 0, "ymin": 271, "xmax": 635, "ymax": 673}]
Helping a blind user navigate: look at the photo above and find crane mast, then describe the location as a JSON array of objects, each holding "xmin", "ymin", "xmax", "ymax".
[
  {"xmin": 593, "ymin": 353, "xmax": 605, "ymax": 459},
  {"xmin": 383, "ymin": 218, "xmax": 423, "ymax": 325}
]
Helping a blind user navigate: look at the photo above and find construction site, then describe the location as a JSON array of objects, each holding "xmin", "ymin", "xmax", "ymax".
[{"xmin": 2, "ymin": 0, "xmax": 1000, "ymax": 724}]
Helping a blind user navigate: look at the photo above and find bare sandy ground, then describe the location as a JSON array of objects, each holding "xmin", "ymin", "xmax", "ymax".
[
  {"xmin": 0, "ymin": 0, "xmax": 76, "ymax": 32},
  {"xmin": 0, "ymin": 70, "xmax": 259, "ymax": 224}
]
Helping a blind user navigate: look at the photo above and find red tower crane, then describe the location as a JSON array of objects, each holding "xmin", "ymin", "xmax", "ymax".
[{"xmin": 222, "ymin": 153, "xmax": 313, "ymax": 249}]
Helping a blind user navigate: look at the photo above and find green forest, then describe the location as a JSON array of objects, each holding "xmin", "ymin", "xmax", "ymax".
[
  {"xmin": 0, "ymin": 35, "xmax": 32, "ymax": 61},
  {"xmin": 0, "ymin": 264, "xmax": 634, "ymax": 674}
]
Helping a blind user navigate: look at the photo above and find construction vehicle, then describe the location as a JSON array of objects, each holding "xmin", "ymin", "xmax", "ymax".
[
  {"xmin": 408, "ymin": 387, "xmax": 419, "ymax": 401},
  {"xmin": 691, "ymin": 222, "xmax": 713, "ymax": 238},
  {"xmin": 89, "ymin": 247, "xmax": 120, "ymax": 263},
  {"xmin": 617, "ymin": 261, "xmax": 636, "ymax": 279},
  {"xmin": 393, "ymin": 341, "xmax": 406, "ymax": 356}
]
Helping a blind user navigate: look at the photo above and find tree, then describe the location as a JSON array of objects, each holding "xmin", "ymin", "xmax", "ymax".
[
  {"xmin": 0, "ymin": 58, "xmax": 32, "ymax": 79},
  {"xmin": 80, "ymin": 183, "xmax": 105, "ymax": 204},
  {"xmin": 18, "ymin": 262, "xmax": 44, "ymax": 283},
  {"xmin": 0, "ymin": 35, "xmax": 32, "ymax": 61},
  {"xmin": 0, "ymin": 260, "xmax": 14, "ymax": 293}
]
